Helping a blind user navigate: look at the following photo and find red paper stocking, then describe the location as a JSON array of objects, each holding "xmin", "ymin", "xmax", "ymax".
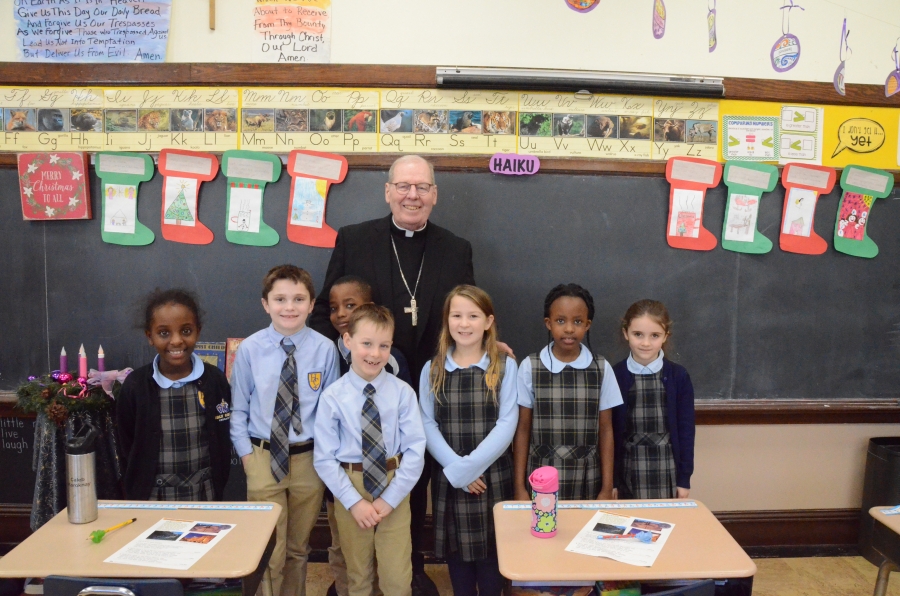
[
  {"xmin": 665, "ymin": 157, "xmax": 723, "ymax": 251},
  {"xmin": 779, "ymin": 163, "xmax": 836, "ymax": 255},
  {"xmin": 158, "ymin": 149, "xmax": 219, "ymax": 245},
  {"xmin": 286, "ymin": 149, "xmax": 348, "ymax": 248}
]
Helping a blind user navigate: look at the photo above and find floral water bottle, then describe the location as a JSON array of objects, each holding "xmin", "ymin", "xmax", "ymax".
[{"xmin": 529, "ymin": 466, "xmax": 559, "ymax": 538}]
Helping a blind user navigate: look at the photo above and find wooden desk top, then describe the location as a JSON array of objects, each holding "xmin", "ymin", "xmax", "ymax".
[
  {"xmin": 871, "ymin": 506, "xmax": 900, "ymax": 535},
  {"xmin": 0, "ymin": 501, "xmax": 281, "ymax": 579},
  {"xmin": 494, "ymin": 500, "xmax": 756, "ymax": 582}
]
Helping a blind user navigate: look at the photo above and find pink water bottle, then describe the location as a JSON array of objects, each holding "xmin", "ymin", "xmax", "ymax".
[{"xmin": 529, "ymin": 466, "xmax": 559, "ymax": 538}]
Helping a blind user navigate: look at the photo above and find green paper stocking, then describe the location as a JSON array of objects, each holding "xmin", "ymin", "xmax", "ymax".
[
  {"xmin": 221, "ymin": 150, "xmax": 282, "ymax": 247},
  {"xmin": 833, "ymin": 165, "xmax": 894, "ymax": 259},
  {"xmin": 721, "ymin": 161, "xmax": 779, "ymax": 254},
  {"xmin": 95, "ymin": 152, "xmax": 155, "ymax": 246}
]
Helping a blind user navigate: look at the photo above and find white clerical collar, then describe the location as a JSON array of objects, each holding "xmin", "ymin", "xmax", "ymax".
[{"xmin": 391, "ymin": 217, "xmax": 427, "ymax": 238}]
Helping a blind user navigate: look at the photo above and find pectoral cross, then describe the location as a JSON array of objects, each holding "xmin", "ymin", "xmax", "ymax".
[{"xmin": 404, "ymin": 297, "xmax": 418, "ymax": 327}]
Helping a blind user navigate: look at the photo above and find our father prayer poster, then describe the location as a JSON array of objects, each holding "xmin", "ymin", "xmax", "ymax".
[{"xmin": 253, "ymin": 0, "xmax": 331, "ymax": 63}]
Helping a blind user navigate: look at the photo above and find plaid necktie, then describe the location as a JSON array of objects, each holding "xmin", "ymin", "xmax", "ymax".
[
  {"xmin": 270, "ymin": 339, "xmax": 301, "ymax": 482},
  {"xmin": 361, "ymin": 383, "xmax": 387, "ymax": 499}
]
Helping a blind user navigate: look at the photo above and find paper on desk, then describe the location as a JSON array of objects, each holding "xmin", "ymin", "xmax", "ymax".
[
  {"xmin": 105, "ymin": 518, "xmax": 235, "ymax": 570},
  {"xmin": 564, "ymin": 511, "xmax": 674, "ymax": 567}
]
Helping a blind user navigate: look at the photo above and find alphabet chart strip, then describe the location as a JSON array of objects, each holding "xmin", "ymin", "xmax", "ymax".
[
  {"xmin": 240, "ymin": 88, "xmax": 379, "ymax": 153},
  {"xmin": 0, "ymin": 87, "xmax": 105, "ymax": 152},
  {"xmin": 652, "ymin": 98, "xmax": 719, "ymax": 160}
]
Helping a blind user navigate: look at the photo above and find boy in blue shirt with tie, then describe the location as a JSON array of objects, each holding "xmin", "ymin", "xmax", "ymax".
[
  {"xmin": 231, "ymin": 265, "xmax": 339, "ymax": 596},
  {"xmin": 314, "ymin": 304, "xmax": 426, "ymax": 596}
]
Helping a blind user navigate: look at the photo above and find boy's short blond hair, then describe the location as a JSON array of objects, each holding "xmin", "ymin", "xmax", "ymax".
[{"xmin": 347, "ymin": 304, "xmax": 394, "ymax": 336}]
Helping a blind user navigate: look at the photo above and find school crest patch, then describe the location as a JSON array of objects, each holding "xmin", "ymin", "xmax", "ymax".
[
  {"xmin": 308, "ymin": 372, "xmax": 322, "ymax": 391},
  {"xmin": 215, "ymin": 399, "xmax": 231, "ymax": 421},
  {"xmin": 198, "ymin": 390, "xmax": 206, "ymax": 409}
]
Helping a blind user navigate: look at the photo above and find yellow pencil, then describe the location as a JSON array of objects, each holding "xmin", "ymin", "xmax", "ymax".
[{"xmin": 88, "ymin": 517, "xmax": 137, "ymax": 543}]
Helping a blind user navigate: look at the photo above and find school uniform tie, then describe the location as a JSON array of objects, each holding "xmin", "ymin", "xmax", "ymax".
[
  {"xmin": 270, "ymin": 339, "xmax": 301, "ymax": 482},
  {"xmin": 361, "ymin": 383, "xmax": 388, "ymax": 499}
]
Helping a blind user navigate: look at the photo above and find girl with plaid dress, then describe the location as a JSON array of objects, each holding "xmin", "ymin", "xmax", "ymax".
[
  {"xmin": 513, "ymin": 284, "xmax": 623, "ymax": 502},
  {"xmin": 612, "ymin": 300, "xmax": 695, "ymax": 500},
  {"xmin": 117, "ymin": 289, "xmax": 232, "ymax": 501},
  {"xmin": 419, "ymin": 286, "xmax": 518, "ymax": 596}
]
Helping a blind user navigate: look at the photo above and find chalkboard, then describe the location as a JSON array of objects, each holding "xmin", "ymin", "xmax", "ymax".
[
  {"xmin": 1, "ymin": 164, "xmax": 899, "ymax": 400},
  {"xmin": 0, "ymin": 416, "xmax": 37, "ymax": 504}
]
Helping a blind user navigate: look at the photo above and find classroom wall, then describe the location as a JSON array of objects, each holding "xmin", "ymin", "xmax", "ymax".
[
  {"xmin": 2, "ymin": 0, "xmax": 900, "ymax": 86},
  {"xmin": 693, "ymin": 423, "xmax": 900, "ymax": 511}
]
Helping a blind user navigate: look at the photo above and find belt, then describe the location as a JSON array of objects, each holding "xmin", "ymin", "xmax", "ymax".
[
  {"xmin": 251, "ymin": 437, "xmax": 314, "ymax": 455},
  {"xmin": 341, "ymin": 454, "xmax": 402, "ymax": 472}
]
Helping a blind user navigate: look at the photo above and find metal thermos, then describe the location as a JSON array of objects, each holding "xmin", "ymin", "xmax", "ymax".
[{"xmin": 66, "ymin": 422, "xmax": 100, "ymax": 524}]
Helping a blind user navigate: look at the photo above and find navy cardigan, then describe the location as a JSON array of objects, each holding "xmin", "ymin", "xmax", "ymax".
[{"xmin": 611, "ymin": 358, "xmax": 695, "ymax": 489}]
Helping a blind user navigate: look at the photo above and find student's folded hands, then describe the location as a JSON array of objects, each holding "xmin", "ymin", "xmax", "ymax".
[{"xmin": 350, "ymin": 500, "xmax": 382, "ymax": 529}]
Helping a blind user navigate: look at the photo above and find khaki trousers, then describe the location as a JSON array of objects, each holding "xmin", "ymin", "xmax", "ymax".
[
  {"xmin": 327, "ymin": 498, "xmax": 383, "ymax": 596},
  {"xmin": 245, "ymin": 445, "xmax": 325, "ymax": 596},
  {"xmin": 334, "ymin": 469, "xmax": 412, "ymax": 596}
]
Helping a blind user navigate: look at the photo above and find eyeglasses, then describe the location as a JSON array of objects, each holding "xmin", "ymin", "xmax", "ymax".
[{"xmin": 390, "ymin": 182, "xmax": 434, "ymax": 194}]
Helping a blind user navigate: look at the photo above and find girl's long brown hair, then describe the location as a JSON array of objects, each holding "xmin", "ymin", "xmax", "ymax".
[{"xmin": 430, "ymin": 285, "xmax": 502, "ymax": 404}]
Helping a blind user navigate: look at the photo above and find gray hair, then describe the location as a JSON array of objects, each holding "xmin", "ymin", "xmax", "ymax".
[{"xmin": 387, "ymin": 155, "xmax": 435, "ymax": 184}]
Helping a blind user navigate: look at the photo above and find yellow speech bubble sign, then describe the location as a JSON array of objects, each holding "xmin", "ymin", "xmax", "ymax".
[{"xmin": 831, "ymin": 118, "xmax": 885, "ymax": 158}]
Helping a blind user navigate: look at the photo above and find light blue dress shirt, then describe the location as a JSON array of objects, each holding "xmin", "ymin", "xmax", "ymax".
[
  {"xmin": 230, "ymin": 324, "xmax": 339, "ymax": 458},
  {"xmin": 517, "ymin": 343, "xmax": 623, "ymax": 411},
  {"xmin": 152, "ymin": 353, "xmax": 205, "ymax": 389},
  {"xmin": 626, "ymin": 349, "xmax": 665, "ymax": 375},
  {"xmin": 419, "ymin": 352, "xmax": 519, "ymax": 491},
  {"xmin": 314, "ymin": 368, "xmax": 426, "ymax": 510}
]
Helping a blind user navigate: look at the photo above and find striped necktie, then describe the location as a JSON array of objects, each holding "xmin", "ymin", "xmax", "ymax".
[
  {"xmin": 361, "ymin": 383, "xmax": 387, "ymax": 499},
  {"xmin": 270, "ymin": 339, "xmax": 300, "ymax": 482}
]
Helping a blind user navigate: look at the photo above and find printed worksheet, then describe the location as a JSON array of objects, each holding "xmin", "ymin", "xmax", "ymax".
[
  {"xmin": 105, "ymin": 518, "xmax": 235, "ymax": 570},
  {"xmin": 564, "ymin": 511, "xmax": 674, "ymax": 567}
]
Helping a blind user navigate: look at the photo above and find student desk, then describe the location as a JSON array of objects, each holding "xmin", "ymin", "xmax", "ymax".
[
  {"xmin": 869, "ymin": 506, "xmax": 900, "ymax": 596},
  {"xmin": 0, "ymin": 501, "xmax": 281, "ymax": 596},
  {"xmin": 494, "ymin": 500, "xmax": 755, "ymax": 592}
]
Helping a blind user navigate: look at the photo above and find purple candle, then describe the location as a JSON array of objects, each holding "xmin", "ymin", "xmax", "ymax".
[
  {"xmin": 98, "ymin": 345, "xmax": 105, "ymax": 373},
  {"xmin": 60, "ymin": 347, "xmax": 68, "ymax": 373}
]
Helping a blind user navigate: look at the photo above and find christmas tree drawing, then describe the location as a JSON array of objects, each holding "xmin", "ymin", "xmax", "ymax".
[{"xmin": 165, "ymin": 183, "xmax": 194, "ymax": 225}]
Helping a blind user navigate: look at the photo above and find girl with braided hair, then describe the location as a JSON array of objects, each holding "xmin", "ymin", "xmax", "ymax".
[{"xmin": 512, "ymin": 284, "xmax": 622, "ymax": 501}]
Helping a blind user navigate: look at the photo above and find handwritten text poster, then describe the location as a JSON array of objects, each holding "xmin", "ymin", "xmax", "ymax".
[
  {"xmin": 103, "ymin": 88, "xmax": 240, "ymax": 152},
  {"xmin": 651, "ymin": 98, "xmax": 719, "ymax": 160},
  {"xmin": 14, "ymin": 0, "xmax": 171, "ymax": 63},
  {"xmin": 0, "ymin": 87, "xmax": 105, "ymax": 152},
  {"xmin": 241, "ymin": 88, "xmax": 378, "ymax": 153},
  {"xmin": 253, "ymin": 0, "xmax": 330, "ymax": 63}
]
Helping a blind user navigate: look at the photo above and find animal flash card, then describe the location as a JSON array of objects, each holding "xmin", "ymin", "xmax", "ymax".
[
  {"xmin": 779, "ymin": 163, "xmax": 836, "ymax": 255},
  {"xmin": 221, "ymin": 150, "xmax": 282, "ymax": 247},
  {"xmin": 721, "ymin": 161, "xmax": 779, "ymax": 254},
  {"xmin": 0, "ymin": 87, "xmax": 104, "ymax": 152},
  {"xmin": 665, "ymin": 157, "xmax": 722, "ymax": 251},
  {"xmin": 377, "ymin": 89, "xmax": 517, "ymax": 154},
  {"xmin": 651, "ymin": 98, "xmax": 719, "ymax": 160},
  {"xmin": 240, "ymin": 88, "xmax": 379, "ymax": 153},
  {"xmin": 833, "ymin": 165, "xmax": 894, "ymax": 259},
  {"xmin": 158, "ymin": 149, "xmax": 219, "ymax": 245},
  {"xmin": 103, "ymin": 87, "xmax": 240, "ymax": 153},
  {"xmin": 95, "ymin": 152, "xmax": 155, "ymax": 245},
  {"xmin": 286, "ymin": 149, "xmax": 348, "ymax": 248},
  {"xmin": 517, "ymin": 92, "xmax": 652, "ymax": 159}
]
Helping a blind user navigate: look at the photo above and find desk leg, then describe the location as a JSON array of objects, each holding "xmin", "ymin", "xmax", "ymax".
[
  {"xmin": 243, "ymin": 528, "xmax": 276, "ymax": 596},
  {"xmin": 874, "ymin": 561, "xmax": 898, "ymax": 596}
]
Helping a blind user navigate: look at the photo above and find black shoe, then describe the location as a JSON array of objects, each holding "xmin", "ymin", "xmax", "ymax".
[
  {"xmin": 411, "ymin": 571, "xmax": 440, "ymax": 596},
  {"xmin": 325, "ymin": 582, "xmax": 338, "ymax": 596}
]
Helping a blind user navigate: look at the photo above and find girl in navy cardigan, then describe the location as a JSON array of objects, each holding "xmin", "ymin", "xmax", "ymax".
[{"xmin": 612, "ymin": 300, "xmax": 695, "ymax": 499}]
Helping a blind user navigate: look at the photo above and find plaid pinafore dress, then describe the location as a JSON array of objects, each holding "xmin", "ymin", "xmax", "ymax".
[
  {"xmin": 152, "ymin": 384, "xmax": 214, "ymax": 501},
  {"xmin": 432, "ymin": 359, "xmax": 512, "ymax": 561},
  {"xmin": 528, "ymin": 353, "xmax": 604, "ymax": 501},
  {"xmin": 620, "ymin": 371, "xmax": 677, "ymax": 499}
]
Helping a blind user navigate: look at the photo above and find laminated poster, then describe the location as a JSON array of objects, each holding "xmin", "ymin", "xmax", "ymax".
[
  {"xmin": 104, "ymin": 88, "xmax": 240, "ymax": 153},
  {"xmin": 651, "ymin": 98, "xmax": 718, "ymax": 160},
  {"xmin": 0, "ymin": 87, "xmax": 105, "ymax": 152},
  {"xmin": 824, "ymin": 105, "xmax": 898, "ymax": 171},
  {"xmin": 378, "ymin": 89, "xmax": 518, "ymax": 155},
  {"xmin": 240, "ymin": 88, "xmax": 379, "ymax": 153},
  {"xmin": 778, "ymin": 105, "xmax": 823, "ymax": 165},
  {"xmin": 722, "ymin": 116, "xmax": 778, "ymax": 161},
  {"xmin": 517, "ymin": 92, "xmax": 652, "ymax": 159},
  {"xmin": 253, "ymin": 0, "xmax": 331, "ymax": 63}
]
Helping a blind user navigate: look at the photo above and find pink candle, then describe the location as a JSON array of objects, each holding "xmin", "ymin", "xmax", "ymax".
[
  {"xmin": 60, "ymin": 347, "xmax": 68, "ymax": 373},
  {"xmin": 78, "ymin": 344, "xmax": 88, "ymax": 378},
  {"xmin": 97, "ymin": 345, "xmax": 105, "ymax": 373}
]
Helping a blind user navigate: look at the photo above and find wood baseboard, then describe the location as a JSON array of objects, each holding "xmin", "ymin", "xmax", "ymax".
[{"xmin": 0, "ymin": 505, "xmax": 861, "ymax": 561}]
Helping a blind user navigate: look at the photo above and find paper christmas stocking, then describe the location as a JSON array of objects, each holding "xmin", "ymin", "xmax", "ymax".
[
  {"xmin": 158, "ymin": 149, "xmax": 219, "ymax": 245},
  {"xmin": 779, "ymin": 163, "xmax": 836, "ymax": 255},
  {"xmin": 221, "ymin": 150, "xmax": 282, "ymax": 247},
  {"xmin": 286, "ymin": 149, "xmax": 348, "ymax": 248},
  {"xmin": 721, "ymin": 161, "xmax": 779, "ymax": 254},
  {"xmin": 833, "ymin": 165, "xmax": 894, "ymax": 258},
  {"xmin": 95, "ymin": 152, "xmax": 155, "ymax": 246},
  {"xmin": 665, "ymin": 157, "xmax": 722, "ymax": 251}
]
